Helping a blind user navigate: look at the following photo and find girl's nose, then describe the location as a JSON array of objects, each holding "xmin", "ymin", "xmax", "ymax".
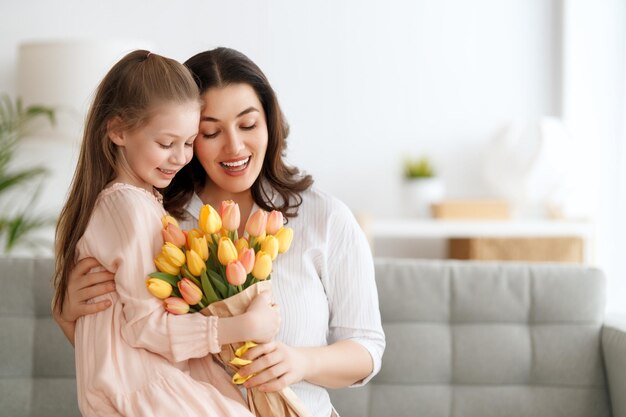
[{"xmin": 170, "ymin": 143, "xmax": 187, "ymax": 165}]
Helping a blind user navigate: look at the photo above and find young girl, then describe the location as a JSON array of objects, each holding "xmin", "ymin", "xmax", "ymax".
[{"xmin": 53, "ymin": 50, "xmax": 279, "ymax": 416}]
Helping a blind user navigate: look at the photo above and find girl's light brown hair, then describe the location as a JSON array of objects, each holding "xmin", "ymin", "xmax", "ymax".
[
  {"xmin": 53, "ymin": 50, "xmax": 199, "ymax": 312},
  {"xmin": 164, "ymin": 47, "xmax": 313, "ymax": 220}
]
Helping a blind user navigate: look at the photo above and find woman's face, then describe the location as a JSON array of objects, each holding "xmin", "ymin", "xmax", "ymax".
[{"xmin": 195, "ymin": 83, "xmax": 268, "ymax": 197}]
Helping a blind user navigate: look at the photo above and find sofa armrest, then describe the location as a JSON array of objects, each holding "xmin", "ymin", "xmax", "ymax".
[{"xmin": 603, "ymin": 315, "xmax": 626, "ymax": 417}]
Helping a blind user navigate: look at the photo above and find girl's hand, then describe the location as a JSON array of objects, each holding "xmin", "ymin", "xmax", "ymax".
[
  {"xmin": 245, "ymin": 292, "xmax": 280, "ymax": 344},
  {"xmin": 59, "ymin": 257, "xmax": 115, "ymax": 322},
  {"xmin": 238, "ymin": 341, "xmax": 311, "ymax": 392}
]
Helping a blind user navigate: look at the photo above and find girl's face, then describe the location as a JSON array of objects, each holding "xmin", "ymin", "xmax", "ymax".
[
  {"xmin": 110, "ymin": 101, "xmax": 200, "ymax": 191},
  {"xmin": 195, "ymin": 83, "xmax": 268, "ymax": 197}
]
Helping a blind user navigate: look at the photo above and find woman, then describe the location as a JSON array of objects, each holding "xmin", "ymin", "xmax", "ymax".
[{"xmin": 55, "ymin": 47, "xmax": 385, "ymax": 417}]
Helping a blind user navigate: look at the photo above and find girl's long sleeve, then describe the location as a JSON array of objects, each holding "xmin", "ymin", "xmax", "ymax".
[{"xmin": 79, "ymin": 187, "xmax": 221, "ymax": 363}]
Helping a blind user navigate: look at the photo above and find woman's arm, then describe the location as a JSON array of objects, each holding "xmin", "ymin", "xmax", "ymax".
[
  {"xmin": 52, "ymin": 257, "xmax": 116, "ymax": 346},
  {"xmin": 237, "ymin": 198, "xmax": 385, "ymax": 391},
  {"xmin": 238, "ymin": 339, "xmax": 372, "ymax": 391}
]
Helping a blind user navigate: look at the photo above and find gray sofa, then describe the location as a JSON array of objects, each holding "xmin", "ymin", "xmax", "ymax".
[{"xmin": 1, "ymin": 256, "xmax": 625, "ymax": 417}]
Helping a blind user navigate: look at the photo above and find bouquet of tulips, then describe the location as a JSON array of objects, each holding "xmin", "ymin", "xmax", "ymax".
[{"xmin": 146, "ymin": 201, "xmax": 310, "ymax": 417}]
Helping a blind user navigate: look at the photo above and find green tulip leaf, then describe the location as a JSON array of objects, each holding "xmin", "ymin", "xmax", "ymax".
[
  {"xmin": 147, "ymin": 272, "xmax": 179, "ymax": 287},
  {"xmin": 200, "ymin": 270, "xmax": 219, "ymax": 304},
  {"xmin": 207, "ymin": 269, "xmax": 228, "ymax": 299}
]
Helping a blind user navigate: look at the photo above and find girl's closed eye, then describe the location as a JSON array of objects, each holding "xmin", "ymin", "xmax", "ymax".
[{"xmin": 158, "ymin": 142, "xmax": 173, "ymax": 149}]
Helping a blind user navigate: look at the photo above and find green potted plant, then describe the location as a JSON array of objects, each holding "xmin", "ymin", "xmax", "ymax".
[
  {"xmin": 403, "ymin": 156, "xmax": 445, "ymax": 217},
  {"xmin": 0, "ymin": 94, "xmax": 55, "ymax": 252}
]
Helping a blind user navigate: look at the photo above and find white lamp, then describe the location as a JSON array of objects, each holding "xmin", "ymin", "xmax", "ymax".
[
  {"xmin": 17, "ymin": 39, "xmax": 154, "ymax": 139},
  {"xmin": 12, "ymin": 39, "xmax": 155, "ymax": 227}
]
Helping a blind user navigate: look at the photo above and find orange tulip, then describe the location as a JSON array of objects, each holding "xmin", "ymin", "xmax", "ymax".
[
  {"xmin": 164, "ymin": 297, "xmax": 189, "ymax": 315},
  {"xmin": 266, "ymin": 210, "xmax": 284, "ymax": 235},
  {"xmin": 220, "ymin": 200, "xmax": 241, "ymax": 232},
  {"xmin": 162, "ymin": 223, "xmax": 186, "ymax": 248},
  {"xmin": 226, "ymin": 261, "xmax": 247, "ymax": 286},
  {"xmin": 178, "ymin": 278, "xmax": 203, "ymax": 305},
  {"xmin": 238, "ymin": 248, "xmax": 255, "ymax": 274},
  {"xmin": 245, "ymin": 209, "xmax": 268, "ymax": 237}
]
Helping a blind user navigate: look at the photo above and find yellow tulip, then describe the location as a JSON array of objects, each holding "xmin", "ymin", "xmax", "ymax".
[
  {"xmin": 235, "ymin": 237, "xmax": 249, "ymax": 254},
  {"xmin": 161, "ymin": 215, "xmax": 179, "ymax": 229},
  {"xmin": 146, "ymin": 278, "xmax": 173, "ymax": 299},
  {"xmin": 261, "ymin": 235, "xmax": 279, "ymax": 261},
  {"xmin": 189, "ymin": 235, "xmax": 209, "ymax": 261},
  {"xmin": 162, "ymin": 242, "xmax": 185, "ymax": 267},
  {"xmin": 199, "ymin": 204, "xmax": 222, "ymax": 235},
  {"xmin": 252, "ymin": 250, "xmax": 272, "ymax": 280},
  {"xmin": 154, "ymin": 254, "xmax": 180, "ymax": 275},
  {"xmin": 275, "ymin": 227, "xmax": 294, "ymax": 254},
  {"xmin": 186, "ymin": 249, "xmax": 206, "ymax": 276},
  {"xmin": 217, "ymin": 237, "xmax": 238, "ymax": 266},
  {"xmin": 186, "ymin": 228, "xmax": 203, "ymax": 247}
]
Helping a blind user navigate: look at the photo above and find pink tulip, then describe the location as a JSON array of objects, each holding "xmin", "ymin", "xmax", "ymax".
[
  {"xmin": 178, "ymin": 278, "xmax": 203, "ymax": 305},
  {"xmin": 238, "ymin": 248, "xmax": 255, "ymax": 274},
  {"xmin": 164, "ymin": 297, "xmax": 189, "ymax": 315},
  {"xmin": 162, "ymin": 223, "xmax": 186, "ymax": 248},
  {"xmin": 226, "ymin": 261, "xmax": 247, "ymax": 286},
  {"xmin": 245, "ymin": 210, "xmax": 268, "ymax": 237},
  {"xmin": 266, "ymin": 210, "xmax": 284, "ymax": 235},
  {"xmin": 220, "ymin": 200, "xmax": 241, "ymax": 232}
]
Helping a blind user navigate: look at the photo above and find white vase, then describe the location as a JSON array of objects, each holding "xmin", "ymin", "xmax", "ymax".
[{"xmin": 404, "ymin": 177, "xmax": 446, "ymax": 218}]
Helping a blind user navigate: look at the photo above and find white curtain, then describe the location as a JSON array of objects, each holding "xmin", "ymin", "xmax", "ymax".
[{"xmin": 562, "ymin": 0, "xmax": 626, "ymax": 314}]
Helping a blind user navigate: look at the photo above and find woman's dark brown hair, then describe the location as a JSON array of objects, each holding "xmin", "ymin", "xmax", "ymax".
[{"xmin": 163, "ymin": 47, "xmax": 313, "ymax": 219}]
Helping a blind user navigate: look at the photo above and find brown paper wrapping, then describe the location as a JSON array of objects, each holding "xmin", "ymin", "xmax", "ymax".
[{"xmin": 200, "ymin": 280, "xmax": 311, "ymax": 417}]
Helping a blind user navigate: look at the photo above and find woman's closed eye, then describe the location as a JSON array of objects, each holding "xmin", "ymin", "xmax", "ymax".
[{"xmin": 241, "ymin": 123, "xmax": 256, "ymax": 131}]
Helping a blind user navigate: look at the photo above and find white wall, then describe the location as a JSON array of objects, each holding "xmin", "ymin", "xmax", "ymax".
[{"xmin": 0, "ymin": 0, "xmax": 560, "ymax": 217}]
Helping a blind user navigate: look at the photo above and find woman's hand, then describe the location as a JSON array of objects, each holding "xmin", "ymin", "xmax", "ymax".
[
  {"xmin": 238, "ymin": 341, "xmax": 311, "ymax": 392},
  {"xmin": 59, "ymin": 257, "xmax": 115, "ymax": 322},
  {"xmin": 244, "ymin": 291, "xmax": 281, "ymax": 344}
]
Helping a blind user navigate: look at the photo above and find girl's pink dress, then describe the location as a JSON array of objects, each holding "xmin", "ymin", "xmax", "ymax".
[{"xmin": 74, "ymin": 183, "xmax": 252, "ymax": 417}]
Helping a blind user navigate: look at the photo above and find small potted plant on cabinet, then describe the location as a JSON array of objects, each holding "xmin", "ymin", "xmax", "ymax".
[{"xmin": 403, "ymin": 156, "xmax": 445, "ymax": 217}]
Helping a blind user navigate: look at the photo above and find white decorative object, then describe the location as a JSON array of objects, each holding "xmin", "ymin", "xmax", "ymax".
[
  {"xmin": 482, "ymin": 117, "xmax": 590, "ymax": 219},
  {"xmin": 404, "ymin": 177, "xmax": 446, "ymax": 218}
]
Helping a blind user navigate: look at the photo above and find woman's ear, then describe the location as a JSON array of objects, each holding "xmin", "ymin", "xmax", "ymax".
[{"xmin": 107, "ymin": 116, "xmax": 125, "ymax": 146}]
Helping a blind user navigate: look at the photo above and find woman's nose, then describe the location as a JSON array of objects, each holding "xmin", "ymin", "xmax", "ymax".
[{"xmin": 223, "ymin": 129, "xmax": 245, "ymax": 155}]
